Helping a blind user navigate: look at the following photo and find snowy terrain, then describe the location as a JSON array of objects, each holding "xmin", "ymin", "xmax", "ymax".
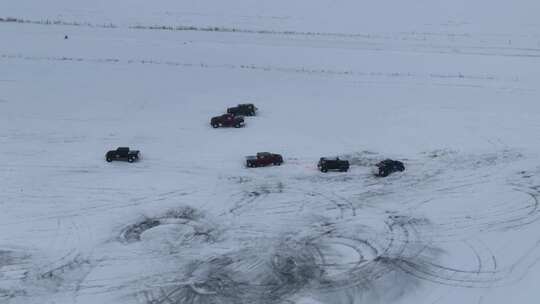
[{"xmin": 1, "ymin": 1, "xmax": 540, "ymax": 303}]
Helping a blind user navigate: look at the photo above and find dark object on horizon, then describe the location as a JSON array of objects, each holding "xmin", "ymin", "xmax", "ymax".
[
  {"xmin": 210, "ymin": 113, "xmax": 245, "ymax": 128},
  {"xmin": 64, "ymin": 35, "xmax": 68, "ymax": 39},
  {"xmin": 375, "ymin": 159, "xmax": 405, "ymax": 177},
  {"xmin": 317, "ymin": 157, "xmax": 350, "ymax": 173},
  {"xmin": 246, "ymin": 152, "xmax": 283, "ymax": 168},
  {"xmin": 227, "ymin": 103, "xmax": 257, "ymax": 116},
  {"xmin": 106, "ymin": 147, "xmax": 140, "ymax": 163}
]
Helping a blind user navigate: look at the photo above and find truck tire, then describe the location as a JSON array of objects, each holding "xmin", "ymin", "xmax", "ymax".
[
  {"xmin": 212, "ymin": 123, "xmax": 219, "ymax": 128},
  {"xmin": 234, "ymin": 123, "xmax": 241, "ymax": 128},
  {"xmin": 106, "ymin": 157, "xmax": 112, "ymax": 162},
  {"xmin": 321, "ymin": 168, "xmax": 328, "ymax": 173},
  {"xmin": 128, "ymin": 157, "xmax": 135, "ymax": 163}
]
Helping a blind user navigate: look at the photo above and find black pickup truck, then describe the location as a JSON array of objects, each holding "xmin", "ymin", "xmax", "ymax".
[
  {"xmin": 317, "ymin": 157, "xmax": 350, "ymax": 172},
  {"xmin": 106, "ymin": 147, "xmax": 140, "ymax": 163},
  {"xmin": 375, "ymin": 159, "xmax": 405, "ymax": 177},
  {"xmin": 211, "ymin": 113, "xmax": 245, "ymax": 128},
  {"xmin": 246, "ymin": 152, "xmax": 283, "ymax": 168},
  {"xmin": 227, "ymin": 103, "xmax": 257, "ymax": 116}
]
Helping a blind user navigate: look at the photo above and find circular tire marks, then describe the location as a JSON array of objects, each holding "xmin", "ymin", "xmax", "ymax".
[
  {"xmin": 7, "ymin": 149, "xmax": 533, "ymax": 303},
  {"xmin": 140, "ymin": 243, "xmax": 323, "ymax": 304},
  {"xmin": 135, "ymin": 150, "xmax": 540, "ymax": 303},
  {"xmin": 139, "ymin": 218, "xmax": 436, "ymax": 304},
  {"xmin": 119, "ymin": 206, "xmax": 219, "ymax": 245}
]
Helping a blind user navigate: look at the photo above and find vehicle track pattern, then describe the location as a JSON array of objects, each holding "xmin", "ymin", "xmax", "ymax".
[
  {"xmin": 4, "ymin": 150, "xmax": 540, "ymax": 303},
  {"xmin": 119, "ymin": 207, "xmax": 219, "ymax": 245}
]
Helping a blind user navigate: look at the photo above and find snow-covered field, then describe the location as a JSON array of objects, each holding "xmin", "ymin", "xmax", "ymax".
[{"xmin": 1, "ymin": 1, "xmax": 540, "ymax": 303}]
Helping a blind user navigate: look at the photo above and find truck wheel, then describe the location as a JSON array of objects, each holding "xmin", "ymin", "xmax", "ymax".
[
  {"xmin": 321, "ymin": 168, "xmax": 328, "ymax": 173},
  {"xmin": 128, "ymin": 157, "xmax": 135, "ymax": 163},
  {"xmin": 212, "ymin": 123, "xmax": 219, "ymax": 128},
  {"xmin": 106, "ymin": 158, "xmax": 112, "ymax": 162},
  {"xmin": 234, "ymin": 124, "xmax": 241, "ymax": 128}
]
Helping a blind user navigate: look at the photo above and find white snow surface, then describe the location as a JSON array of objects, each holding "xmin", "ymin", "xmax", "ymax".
[{"xmin": 1, "ymin": 1, "xmax": 540, "ymax": 303}]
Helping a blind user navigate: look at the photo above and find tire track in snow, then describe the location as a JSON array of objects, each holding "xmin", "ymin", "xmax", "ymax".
[
  {"xmin": 6, "ymin": 150, "xmax": 540, "ymax": 302},
  {"xmin": 0, "ymin": 53, "xmax": 510, "ymax": 85},
  {"xmin": 2, "ymin": 16, "xmax": 540, "ymax": 58}
]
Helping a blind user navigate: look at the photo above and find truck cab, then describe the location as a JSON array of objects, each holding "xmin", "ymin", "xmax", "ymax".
[
  {"xmin": 106, "ymin": 147, "xmax": 140, "ymax": 163},
  {"xmin": 211, "ymin": 113, "xmax": 245, "ymax": 128},
  {"xmin": 317, "ymin": 157, "xmax": 350, "ymax": 172},
  {"xmin": 227, "ymin": 103, "xmax": 258, "ymax": 116},
  {"xmin": 246, "ymin": 152, "xmax": 283, "ymax": 167},
  {"xmin": 375, "ymin": 159, "xmax": 405, "ymax": 177}
]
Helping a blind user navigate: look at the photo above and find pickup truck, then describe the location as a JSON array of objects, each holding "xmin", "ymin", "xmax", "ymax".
[
  {"xmin": 227, "ymin": 103, "xmax": 257, "ymax": 116},
  {"xmin": 317, "ymin": 157, "xmax": 350, "ymax": 172},
  {"xmin": 375, "ymin": 159, "xmax": 405, "ymax": 177},
  {"xmin": 211, "ymin": 114, "xmax": 245, "ymax": 128},
  {"xmin": 246, "ymin": 152, "xmax": 283, "ymax": 168},
  {"xmin": 106, "ymin": 147, "xmax": 140, "ymax": 163}
]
